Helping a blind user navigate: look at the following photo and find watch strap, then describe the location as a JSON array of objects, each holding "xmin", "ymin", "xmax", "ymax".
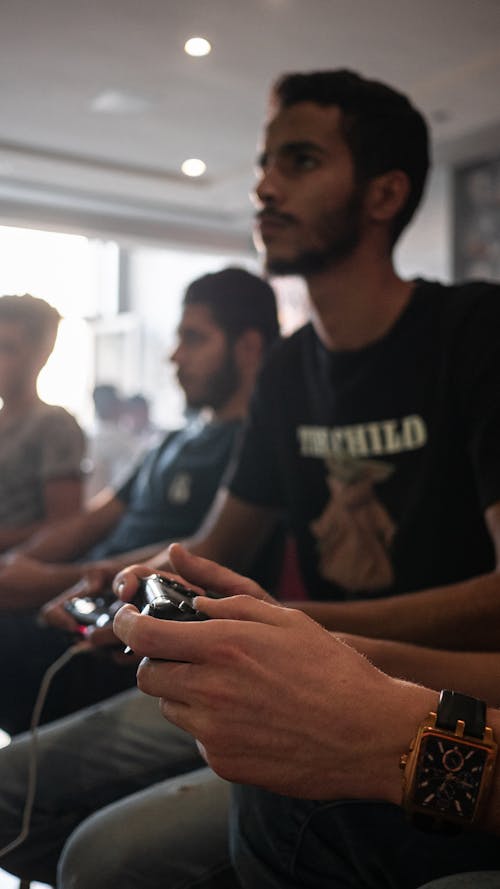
[{"xmin": 436, "ymin": 689, "xmax": 486, "ymax": 739}]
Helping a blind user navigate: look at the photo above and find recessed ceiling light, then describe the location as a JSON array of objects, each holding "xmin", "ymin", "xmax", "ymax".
[
  {"xmin": 90, "ymin": 90, "xmax": 151, "ymax": 113},
  {"xmin": 181, "ymin": 158, "xmax": 207, "ymax": 178},
  {"xmin": 184, "ymin": 37, "xmax": 211, "ymax": 57}
]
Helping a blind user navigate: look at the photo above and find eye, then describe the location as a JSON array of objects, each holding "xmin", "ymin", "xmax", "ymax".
[
  {"xmin": 293, "ymin": 152, "xmax": 318, "ymax": 171},
  {"xmin": 181, "ymin": 331, "xmax": 205, "ymax": 347}
]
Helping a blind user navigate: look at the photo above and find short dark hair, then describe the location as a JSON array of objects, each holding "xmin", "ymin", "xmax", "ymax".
[
  {"xmin": 0, "ymin": 293, "xmax": 61, "ymax": 355},
  {"xmin": 271, "ymin": 69, "xmax": 430, "ymax": 243},
  {"xmin": 92, "ymin": 384, "xmax": 122, "ymax": 421},
  {"xmin": 183, "ymin": 267, "xmax": 280, "ymax": 350}
]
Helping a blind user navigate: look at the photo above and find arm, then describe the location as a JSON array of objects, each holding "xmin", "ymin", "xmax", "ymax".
[
  {"xmin": 12, "ymin": 489, "xmax": 126, "ymax": 562},
  {"xmin": 112, "ymin": 548, "xmax": 500, "ymax": 834},
  {"xmin": 339, "ymin": 634, "xmax": 500, "ymax": 702},
  {"xmin": 289, "ymin": 501, "xmax": 500, "ymax": 650},
  {"xmin": 147, "ymin": 489, "xmax": 280, "ymax": 574},
  {"xmin": 0, "ymin": 554, "xmax": 85, "ymax": 609}
]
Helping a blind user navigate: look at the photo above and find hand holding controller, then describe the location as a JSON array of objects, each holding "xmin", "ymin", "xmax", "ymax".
[{"xmin": 123, "ymin": 573, "xmax": 219, "ymax": 654}]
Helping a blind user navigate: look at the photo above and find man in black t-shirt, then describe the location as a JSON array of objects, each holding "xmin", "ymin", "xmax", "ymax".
[{"xmin": 111, "ymin": 71, "xmax": 500, "ymax": 888}]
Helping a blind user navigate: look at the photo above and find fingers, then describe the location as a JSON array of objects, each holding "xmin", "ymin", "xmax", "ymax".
[
  {"xmin": 112, "ymin": 564, "xmax": 156, "ymax": 601},
  {"xmin": 168, "ymin": 544, "xmax": 271, "ymax": 601},
  {"xmin": 40, "ymin": 601, "xmax": 79, "ymax": 632},
  {"xmin": 81, "ymin": 566, "xmax": 108, "ymax": 596},
  {"xmin": 113, "ymin": 603, "xmax": 214, "ymax": 662},
  {"xmin": 193, "ymin": 593, "xmax": 290, "ymax": 625},
  {"xmin": 113, "ymin": 593, "xmax": 293, "ymax": 663},
  {"xmin": 86, "ymin": 624, "xmax": 120, "ymax": 649}
]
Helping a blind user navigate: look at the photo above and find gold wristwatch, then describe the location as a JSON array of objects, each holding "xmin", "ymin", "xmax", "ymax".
[{"xmin": 400, "ymin": 689, "xmax": 497, "ymax": 832}]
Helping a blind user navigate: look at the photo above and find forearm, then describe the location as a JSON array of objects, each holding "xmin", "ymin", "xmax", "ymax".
[
  {"xmin": 293, "ymin": 571, "xmax": 500, "ymax": 649},
  {"xmin": 16, "ymin": 494, "xmax": 124, "ymax": 562},
  {"xmin": 0, "ymin": 562, "xmax": 83, "ymax": 609},
  {"xmin": 0, "ymin": 523, "xmax": 41, "ymax": 553},
  {"xmin": 339, "ymin": 634, "xmax": 500, "ymax": 703}
]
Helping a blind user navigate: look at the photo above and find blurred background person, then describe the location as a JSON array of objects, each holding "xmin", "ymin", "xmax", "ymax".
[
  {"xmin": 0, "ymin": 267, "xmax": 281, "ymax": 735},
  {"xmin": 0, "ymin": 293, "xmax": 85, "ymax": 553},
  {"xmin": 121, "ymin": 392, "xmax": 162, "ymax": 454},
  {"xmin": 84, "ymin": 383, "xmax": 147, "ymax": 500}
]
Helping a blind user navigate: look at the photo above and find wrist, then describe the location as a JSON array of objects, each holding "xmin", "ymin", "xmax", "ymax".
[{"xmin": 372, "ymin": 679, "xmax": 439, "ymax": 807}]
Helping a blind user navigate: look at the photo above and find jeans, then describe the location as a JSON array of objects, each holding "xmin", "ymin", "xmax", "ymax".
[
  {"xmin": 0, "ymin": 689, "xmax": 237, "ymax": 888},
  {"xmin": 231, "ymin": 785, "xmax": 500, "ymax": 889},
  {"xmin": 0, "ymin": 612, "xmax": 137, "ymax": 735},
  {"xmin": 419, "ymin": 877, "xmax": 500, "ymax": 888}
]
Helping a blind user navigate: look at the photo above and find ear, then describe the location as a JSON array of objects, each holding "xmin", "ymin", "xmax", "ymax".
[
  {"xmin": 233, "ymin": 329, "xmax": 264, "ymax": 370},
  {"xmin": 365, "ymin": 169, "xmax": 410, "ymax": 226}
]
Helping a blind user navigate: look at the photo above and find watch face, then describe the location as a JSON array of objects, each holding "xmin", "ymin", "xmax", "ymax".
[{"xmin": 414, "ymin": 731, "xmax": 489, "ymax": 820}]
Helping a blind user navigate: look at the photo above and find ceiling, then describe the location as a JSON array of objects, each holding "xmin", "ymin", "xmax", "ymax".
[{"xmin": 1, "ymin": 0, "xmax": 500, "ymax": 250}]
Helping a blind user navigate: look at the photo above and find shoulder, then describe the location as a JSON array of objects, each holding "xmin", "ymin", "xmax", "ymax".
[
  {"xmin": 416, "ymin": 278, "xmax": 500, "ymax": 319},
  {"xmin": 257, "ymin": 324, "xmax": 314, "ymax": 382},
  {"xmin": 35, "ymin": 404, "xmax": 85, "ymax": 451}
]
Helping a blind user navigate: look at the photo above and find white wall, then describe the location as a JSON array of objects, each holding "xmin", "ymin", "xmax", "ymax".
[
  {"xmin": 128, "ymin": 246, "xmax": 258, "ymax": 429},
  {"xmin": 395, "ymin": 164, "xmax": 453, "ymax": 283}
]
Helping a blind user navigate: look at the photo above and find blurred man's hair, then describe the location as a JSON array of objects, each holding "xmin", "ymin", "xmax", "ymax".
[
  {"xmin": 92, "ymin": 384, "xmax": 123, "ymax": 422},
  {"xmin": 271, "ymin": 69, "xmax": 430, "ymax": 243},
  {"xmin": 0, "ymin": 293, "xmax": 61, "ymax": 355},
  {"xmin": 183, "ymin": 267, "xmax": 280, "ymax": 350}
]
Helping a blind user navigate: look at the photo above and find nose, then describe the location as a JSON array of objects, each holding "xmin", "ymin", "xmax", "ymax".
[
  {"xmin": 169, "ymin": 342, "xmax": 181, "ymax": 365},
  {"xmin": 253, "ymin": 164, "xmax": 280, "ymax": 208}
]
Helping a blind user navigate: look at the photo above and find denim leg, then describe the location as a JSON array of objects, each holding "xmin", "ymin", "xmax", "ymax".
[
  {"xmin": 0, "ymin": 612, "xmax": 72, "ymax": 734},
  {"xmin": 231, "ymin": 786, "xmax": 500, "ymax": 889},
  {"xmin": 0, "ymin": 613, "xmax": 137, "ymax": 735},
  {"xmin": 418, "ymin": 876, "xmax": 500, "ymax": 889},
  {"xmin": 0, "ymin": 689, "xmax": 204, "ymax": 885},
  {"xmin": 58, "ymin": 767, "xmax": 237, "ymax": 889}
]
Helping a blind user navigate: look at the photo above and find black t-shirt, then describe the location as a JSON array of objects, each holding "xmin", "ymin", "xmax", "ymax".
[
  {"xmin": 229, "ymin": 280, "xmax": 500, "ymax": 601},
  {"xmin": 89, "ymin": 418, "xmax": 241, "ymax": 559}
]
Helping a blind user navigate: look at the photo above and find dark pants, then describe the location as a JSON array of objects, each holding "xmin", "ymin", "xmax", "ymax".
[
  {"xmin": 231, "ymin": 786, "xmax": 500, "ymax": 889},
  {"xmin": 0, "ymin": 612, "xmax": 137, "ymax": 735}
]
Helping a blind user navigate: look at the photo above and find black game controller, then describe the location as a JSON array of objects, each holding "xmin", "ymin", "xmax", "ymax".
[
  {"xmin": 64, "ymin": 589, "xmax": 129, "ymax": 629},
  {"xmin": 122, "ymin": 574, "xmax": 220, "ymax": 655},
  {"xmin": 137, "ymin": 574, "xmax": 216, "ymax": 623},
  {"xmin": 64, "ymin": 573, "xmax": 218, "ymax": 634}
]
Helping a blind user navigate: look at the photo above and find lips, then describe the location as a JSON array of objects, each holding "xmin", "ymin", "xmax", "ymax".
[{"xmin": 256, "ymin": 211, "xmax": 293, "ymax": 240}]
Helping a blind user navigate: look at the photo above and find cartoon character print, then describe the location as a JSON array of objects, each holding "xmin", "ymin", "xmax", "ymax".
[{"xmin": 310, "ymin": 454, "xmax": 396, "ymax": 592}]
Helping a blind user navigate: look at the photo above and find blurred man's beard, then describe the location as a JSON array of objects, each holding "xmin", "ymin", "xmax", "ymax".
[
  {"xmin": 186, "ymin": 349, "xmax": 240, "ymax": 413},
  {"xmin": 265, "ymin": 189, "xmax": 364, "ymax": 277}
]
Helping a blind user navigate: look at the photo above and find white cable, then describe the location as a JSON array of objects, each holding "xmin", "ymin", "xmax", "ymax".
[{"xmin": 0, "ymin": 640, "xmax": 91, "ymax": 859}]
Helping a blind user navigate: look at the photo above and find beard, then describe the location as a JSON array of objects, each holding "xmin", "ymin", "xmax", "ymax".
[
  {"xmin": 264, "ymin": 188, "xmax": 365, "ymax": 277},
  {"xmin": 185, "ymin": 348, "xmax": 240, "ymax": 413}
]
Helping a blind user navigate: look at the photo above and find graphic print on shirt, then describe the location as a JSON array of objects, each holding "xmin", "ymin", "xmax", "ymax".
[
  {"xmin": 298, "ymin": 414, "xmax": 427, "ymax": 591},
  {"xmin": 167, "ymin": 472, "xmax": 192, "ymax": 505}
]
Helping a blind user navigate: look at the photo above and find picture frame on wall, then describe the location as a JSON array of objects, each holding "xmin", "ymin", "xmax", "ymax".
[{"xmin": 454, "ymin": 156, "xmax": 500, "ymax": 281}]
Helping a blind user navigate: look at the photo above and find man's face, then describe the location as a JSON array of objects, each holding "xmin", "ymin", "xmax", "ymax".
[
  {"xmin": 253, "ymin": 102, "xmax": 366, "ymax": 276},
  {"xmin": 170, "ymin": 303, "xmax": 239, "ymax": 411},
  {"xmin": 0, "ymin": 320, "xmax": 37, "ymax": 399}
]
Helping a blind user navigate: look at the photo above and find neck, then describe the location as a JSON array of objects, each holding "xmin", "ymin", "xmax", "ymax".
[
  {"xmin": 213, "ymin": 389, "xmax": 249, "ymax": 422},
  {"xmin": 0, "ymin": 389, "xmax": 40, "ymax": 420},
  {"xmin": 305, "ymin": 244, "xmax": 414, "ymax": 352}
]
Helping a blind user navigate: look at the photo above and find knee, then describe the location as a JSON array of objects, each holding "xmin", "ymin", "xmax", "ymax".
[{"xmin": 57, "ymin": 810, "xmax": 141, "ymax": 889}]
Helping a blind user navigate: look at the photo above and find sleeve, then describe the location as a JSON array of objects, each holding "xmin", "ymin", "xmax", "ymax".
[
  {"xmin": 452, "ymin": 284, "xmax": 500, "ymax": 510},
  {"xmin": 228, "ymin": 352, "xmax": 286, "ymax": 510},
  {"xmin": 113, "ymin": 431, "xmax": 175, "ymax": 505},
  {"xmin": 39, "ymin": 409, "xmax": 86, "ymax": 481}
]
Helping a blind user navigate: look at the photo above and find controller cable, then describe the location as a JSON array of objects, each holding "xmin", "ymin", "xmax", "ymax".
[{"xmin": 0, "ymin": 639, "xmax": 91, "ymax": 859}]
